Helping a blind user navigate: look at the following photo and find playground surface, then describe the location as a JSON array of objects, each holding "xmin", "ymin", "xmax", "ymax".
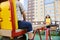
[{"xmin": 26, "ymin": 34, "xmax": 60, "ymax": 40}]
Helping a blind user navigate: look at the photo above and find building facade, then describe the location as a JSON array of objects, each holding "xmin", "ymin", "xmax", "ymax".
[
  {"xmin": 27, "ymin": 0, "xmax": 45, "ymax": 26},
  {"xmin": 55, "ymin": 0, "xmax": 60, "ymax": 21},
  {"xmin": 45, "ymin": 0, "xmax": 55, "ymax": 21},
  {"xmin": 45, "ymin": 0, "xmax": 60, "ymax": 21},
  {"xmin": 26, "ymin": 0, "xmax": 60, "ymax": 27}
]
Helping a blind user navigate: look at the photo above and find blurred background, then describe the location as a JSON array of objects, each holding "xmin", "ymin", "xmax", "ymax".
[
  {"xmin": 0, "ymin": 0, "xmax": 60, "ymax": 40},
  {"xmin": 20, "ymin": 0, "xmax": 60, "ymax": 40},
  {"xmin": 20, "ymin": 0, "xmax": 60, "ymax": 29}
]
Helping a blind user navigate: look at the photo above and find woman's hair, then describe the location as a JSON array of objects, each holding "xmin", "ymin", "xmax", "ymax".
[
  {"xmin": 46, "ymin": 15, "xmax": 50, "ymax": 18},
  {"xmin": 0, "ymin": 0, "xmax": 8, "ymax": 3}
]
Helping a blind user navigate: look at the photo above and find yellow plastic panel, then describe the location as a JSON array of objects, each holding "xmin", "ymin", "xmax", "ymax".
[
  {"xmin": 0, "ymin": 0, "xmax": 18, "ymax": 30},
  {"xmin": 0, "ymin": 1, "xmax": 12, "ymax": 30}
]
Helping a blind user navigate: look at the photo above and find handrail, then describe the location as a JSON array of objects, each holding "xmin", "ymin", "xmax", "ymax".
[{"xmin": 9, "ymin": 0, "xmax": 16, "ymax": 37}]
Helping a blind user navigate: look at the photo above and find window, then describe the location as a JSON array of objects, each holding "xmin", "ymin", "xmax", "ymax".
[
  {"xmin": 40, "ymin": 2, "xmax": 44, "ymax": 5},
  {"xmin": 29, "ymin": 17, "xmax": 31, "ymax": 18},
  {"xmin": 40, "ymin": 8, "xmax": 43, "ymax": 10},
  {"xmin": 29, "ymin": 2, "xmax": 31, "ymax": 3},
  {"xmin": 26, "ymin": 20, "xmax": 28, "ymax": 21},
  {"xmin": 32, "ymin": 23, "xmax": 35, "ymax": 25},
  {"xmin": 32, "ymin": 11, "xmax": 34, "ymax": 13},
  {"xmin": 40, "ymin": 11, "xmax": 43, "ymax": 13},
  {"xmin": 40, "ymin": 4, "xmax": 43, "ymax": 6},
  {"xmin": 56, "ymin": 0, "xmax": 60, "ymax": 1},
  {"xmin": 36, "ymin": 22, "xmax": 38, "ymax": 24},
  {"xmin": 40, "ymin": 0, "xmax": 43, "ymax": 3},
  {"xmin": 56, "ymin": 10, "xmax": 58, "ymax": 13},
  {"xmin": 28, "ymin": 5, "xmax": 31, "ymax": 7},
  {"xmin": 29, "ymin": 20, "xmax": 31, "ymax": 22},
  {"xmin": 29, "ymin": 8, "xmax": 31, "ymax": 9}
]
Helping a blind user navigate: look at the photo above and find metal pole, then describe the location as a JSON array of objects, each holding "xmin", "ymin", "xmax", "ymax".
[
  {"xmin": 38, "ymin": 30, "xmax": 42, "ymax": 40},
  {"xmin": 46, "ymin": 28, "xmax": 49, "ymax": 40}
]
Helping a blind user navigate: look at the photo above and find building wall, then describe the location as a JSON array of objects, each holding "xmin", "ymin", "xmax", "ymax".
[
  {"xmin": 33, "ymin": 0, "xmax": 44, "ymax": 21},
  {"xmin": 27, "ymin": 0, "xmax": 60, "ymax": 27},
  {"xmin": 55, "ymin": 0, "xmax": 60, "ymax": 21},
  {"xmin": 45, "ymin": 3, "xmax": 55, "ymax": 21},
  {"xmin": 45, "ymin": 0, "xmax": 60, "ymax": 22},
  {"xmin": 27, "ymin": 0, "xmax": 44, "ymax": 25}
]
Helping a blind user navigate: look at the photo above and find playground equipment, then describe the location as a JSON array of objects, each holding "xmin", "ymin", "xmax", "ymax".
[
  {"xmin": 0, "ymin": 0, "xmax": 60, "ymax": 40},
  {"xmin": 33, "ymin": 26, "xmax": 51, "ymax": 40},
  {"xmin": 0, "ymin": 0, "xmax": 27, "ymax": 40},
  {"xmin": 33, "ymin": 22, "xmax": 59, "ymax": 40}
]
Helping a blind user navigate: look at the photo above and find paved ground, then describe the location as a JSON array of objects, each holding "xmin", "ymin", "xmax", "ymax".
[
  {"xmin": 0, "ymin": 34, "xmax": 60, "ymax": 40},
  {"xmin": 26, "ymin": 34, "xmax": 60, "ymax": 40}
]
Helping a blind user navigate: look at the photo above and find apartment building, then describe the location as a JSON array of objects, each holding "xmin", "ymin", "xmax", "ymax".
[
  {"xmin": 45, "ymin": 2, "xmax": 55, "ymax": 21},
  {"xmin": 27, "ymin": 0, "xmax": 44, "ymax": 25},
  {"xmin": 55, "ymin": 0, "xmax": 60, "ymax": 21},
  {"xmin": 25, "ymin": 0, "xmax": 60, "ymax": 27},
  {"xmin": 45, "ymin": 0, "xmax": 60, "ymax": 21}
]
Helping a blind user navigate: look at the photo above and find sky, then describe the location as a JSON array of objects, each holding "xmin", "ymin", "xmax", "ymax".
[{"xmin": 45, "ymin": 0, "xmax": 54, "ymax": 5}]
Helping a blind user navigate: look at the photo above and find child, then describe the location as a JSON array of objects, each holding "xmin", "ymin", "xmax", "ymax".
[{"xmin": 45, "ymin": 15, "xmax": 51, "ymax": 28}]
